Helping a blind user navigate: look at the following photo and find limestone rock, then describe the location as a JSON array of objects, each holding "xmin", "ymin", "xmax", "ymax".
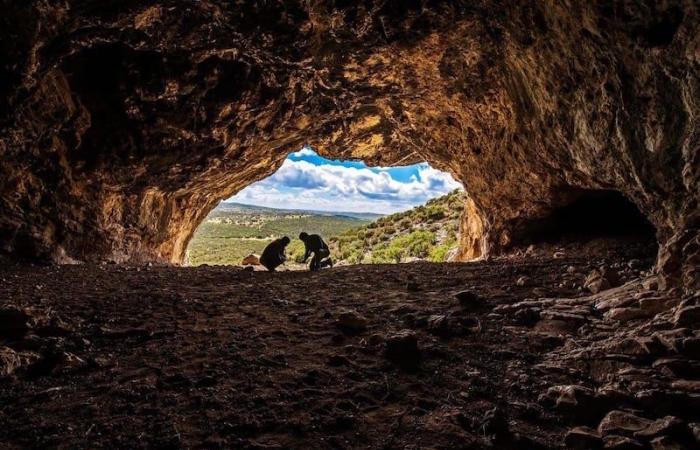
[
  {"xmin": 670, "ymin": 380, "xmax": 700, "ymax": 393},
  {"xmin": 598, "ymin": 410, "xmax": 654, "ymax": 437},
  {"xmin": 564, "ymin": 426, "xmax": 602, "ymax": 450},
  {"xmin": 649, "ymin": 436, "xmax": 685, "ymax": 450},
  {"xmin": 241, "ymin": 254, "xmax": 260, "ymax": 266},
  {"xmin": 605, "ymin": 308, "xmax": 651, "ymax": 322},
  {"xmin": 0, "ymin": 305, "xmax": 30, "ymax": 339},
  {"xmin": 602, "ymin": 435, "xmax": 644, "ymax": 449},
  {"xmin": 335, "ymin": 310, "xmax": 368, "ymax": 335},
  {"xmin": 673, "ymin": 306, "xmax": 700, "ymax": 328},
  {"xmin": 585, "ymin": 268, "xmax": 621, "ymax": 294},
  {"xmin": 385, "ymin": 330, "xmax": 420, "ymax": 369},
  {"xmin": 678, "ymin": 338, "xmax": 700, "ymax": 359},
  {"xmin": 633, "ymin": 416, "xmax": 686, "ymax": 441},
  {"xmin": 0, "ymin": 347, "xmax": 39, "ymax": 377},
  {"xmin": 454, "ymin": 290, "xmax": 482, "ymax": 310}
]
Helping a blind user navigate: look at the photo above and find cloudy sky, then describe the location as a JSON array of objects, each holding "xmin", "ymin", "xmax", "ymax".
[{"xmin": 227, "ymin": 148, "xmax": 462, "ymax": 214}]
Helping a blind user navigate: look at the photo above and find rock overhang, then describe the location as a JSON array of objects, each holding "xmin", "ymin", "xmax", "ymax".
[{"xmin": 0, "ymin": 1, "xmax": 697, "ymax": 292}]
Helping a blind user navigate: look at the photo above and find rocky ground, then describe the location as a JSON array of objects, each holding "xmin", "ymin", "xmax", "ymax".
[{"xmin": 1, "ymin": 240, "xmax": 699, "ymax": 449}]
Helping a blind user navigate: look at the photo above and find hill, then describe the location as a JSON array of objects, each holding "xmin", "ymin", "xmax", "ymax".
[
  {"xmin": 187, "ymin": 192, "xmax": 465, "ymax": 267},
  {"xmin": 329, "ymin": 190, "xmax": 465, "ymax": 265},
  {"xmin": 186, "ymin": 202, "xmax": 375, "ymax": 266}
]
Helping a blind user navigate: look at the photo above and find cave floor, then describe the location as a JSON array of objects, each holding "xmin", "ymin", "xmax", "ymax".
[{"xmin": 1, "ymin": 244, "xmax": 698, "ymax": 449}]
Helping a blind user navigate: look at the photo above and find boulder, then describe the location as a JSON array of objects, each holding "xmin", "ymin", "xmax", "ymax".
[
  {"xmin": 539, "ymin": 385, "xmax": 599, "ymax": 416},
  {"xmin": 605, "ymin": 307, "xmax": 651, "ymax": 322},
  {"xmin": 241, "ymin": 254, "xmax": 260, "ymax": 266},
  {"xmin": 673, "ymin": 306, "xmax": 700, "ymax": 328},
  {"xmin": 643, "ymin": 277, "xmax": 660, "ymax": 291},
  {"xmin": 679, "ymin": 337, "xmax": 700, "ymax": 359},
  {"xmin": 585, "ymin": 267, "xmax": 621, "ymax": 294},
  {"xmin": 649, "ymin": 436, "xmax": 685, "ymax": 450},
  {"xmin": 513, "ymin": 307, "xmax": 540, "ymax": 326},
  {"xmin": 427, "ymin": 315, "xmax": 451, "ymax": 337},
  {"xmin": 598, "ymin": 410, "xmax": 654, "ymax": 437},
  {"xmin": 564, "ymin": 426, "xmax": 603, "ymax": 450},
  {"xmin": 602, "ymin": 435, "xmax": 645, "ymax": 449},
  {"xmin": 633, "ymin": 416, "xmax": 687, "ymax": 441},
  {"xmin": 480, "ymin": 406, "xmax": 509, "ymax": 436},
  {"xmin": 335, "ymin": 310, "xmax": 368, "ymax": 335},
  {"xmin": 454, "ymin": 290, "xmax": 482, "ymax": 310},
  {"xmin": 0, "ymin": 346, "xmax": 39, "ymax": 377},
  {"xmin": 385, "ymin": 330, "xmax": 420, "ymax": 369},
  {"xmin": 405, "ymin": 281, "xmax": 420, "ymax": 292},
  {"xmin": 670, "ymin": 380, "xmax": 700, "ymax": 393},
  {"xmin": 0, "ymin": 305, "xmax": 30, "ymax": 339}
]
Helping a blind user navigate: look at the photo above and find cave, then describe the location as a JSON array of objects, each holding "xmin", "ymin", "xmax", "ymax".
[
  {"xmin": 509, "ymin": 189, "xmax": 658, "ymax": 254},
  {"xmin": 1, "ymin": 2, "xmax": 699, "ymax": 448}
]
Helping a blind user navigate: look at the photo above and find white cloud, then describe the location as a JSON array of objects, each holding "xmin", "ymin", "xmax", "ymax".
[
  {"xmin": 288, "ymin": 147, "xmax": 316, "ymax": 158},
  {"xmin": 229, "ymin": 159, "xmax": 462, "ymax": 214}
]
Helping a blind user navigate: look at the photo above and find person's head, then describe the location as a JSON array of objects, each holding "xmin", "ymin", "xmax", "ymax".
[
  {"xmin": 299, "ymin": 232, "xmax": 308, "ymax": 241},
  {"xmin": 281, "ymin": 236, "xmax": 290, "ymax": 245}
]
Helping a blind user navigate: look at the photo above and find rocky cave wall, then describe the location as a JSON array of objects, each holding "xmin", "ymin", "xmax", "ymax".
[{"xmin": 0, "ymin": 1, "xmax": 698, "ymax": 290}]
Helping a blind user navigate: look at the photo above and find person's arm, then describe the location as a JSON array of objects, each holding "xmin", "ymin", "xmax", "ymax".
[{"xmin": 302, "ymin": 245, "xmax": 310, "ymax": 262}]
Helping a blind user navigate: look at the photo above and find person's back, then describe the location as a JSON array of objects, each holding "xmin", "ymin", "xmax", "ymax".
[
  {"xmin": 299, "ymin": 232, "xmax": 332, "ymax": 271},
  {"xmin": 259, "ymin": 236, "xmax": 290, "ymax": 272}
]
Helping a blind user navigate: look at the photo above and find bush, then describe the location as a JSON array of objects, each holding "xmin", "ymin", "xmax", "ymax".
[
  {"xmin": 429, "ymin": 243, "xmax": 452, "ymax": 262},
  {"xmin": 371, "ymin": 230, "xmax": 436, "ymax": 263},
  {"xmin": 425, "ymin": 205, "xmax": 445, "ymax": 220},
  {"xmin": 286, "ymin": 240, "xmax": 307, "ymax": 263}
]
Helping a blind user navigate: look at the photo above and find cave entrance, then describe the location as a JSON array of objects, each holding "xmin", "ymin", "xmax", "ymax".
[
  {"xmin": 185, "ymin": 148, "xmax": 463, "ymax": 268},
  {"xmin": 509, "ymin": 189, "xmax": 658, "ymax": 259}
]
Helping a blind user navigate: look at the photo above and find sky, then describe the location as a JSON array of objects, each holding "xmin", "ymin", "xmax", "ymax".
[{"xmin": 227, "ymin": 148, "xmax": 463, "ymax": 214}]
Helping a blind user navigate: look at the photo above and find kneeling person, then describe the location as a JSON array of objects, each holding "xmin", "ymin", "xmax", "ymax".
[
  {"xmin": 299, "ymin": 232, "xmax": 333, "ymax": 271},
  {"xmin": 259, "ymin": 236, "xmax": 290, "ymax": 272}
]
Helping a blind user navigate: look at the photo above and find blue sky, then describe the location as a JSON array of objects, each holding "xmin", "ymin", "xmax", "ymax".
[{"xmin": 227, "ymin": 148, "xmax": 462, "ymax": 214}]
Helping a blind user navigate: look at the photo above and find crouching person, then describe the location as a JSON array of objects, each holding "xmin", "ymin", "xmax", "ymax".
[
  {"xmin": 299, "ymin": 232, "xmax": 333, "ymax": 271},
  {"xmin": 259, "ymin": 236, "xmax": 290, "ymax": 272}
]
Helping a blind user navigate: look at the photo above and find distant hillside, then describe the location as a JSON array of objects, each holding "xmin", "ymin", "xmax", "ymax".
[
  {"xmin": 217, "ymin": 202, "xmax": 384, "ymax": 221},
  {"xmin": 329, "ymin": 190, "xmax": 465, "ymax": 265},
  {"xmin": 187, "ymin": 202, "xmax": 373, "ymax": 266}
]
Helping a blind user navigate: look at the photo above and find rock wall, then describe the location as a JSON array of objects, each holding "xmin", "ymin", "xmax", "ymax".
[{"xmin": 0, "ymin": 1, "xmax": 698, "ymax": 289}]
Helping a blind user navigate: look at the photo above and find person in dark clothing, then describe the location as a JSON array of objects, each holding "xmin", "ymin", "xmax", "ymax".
[
  {"xmin": 259, "ymin": 236, "xmax": 290, "ymax": 272},
  {"xmin": 299, "ymin": 232, "xmax": 333, "ymax": 271}
]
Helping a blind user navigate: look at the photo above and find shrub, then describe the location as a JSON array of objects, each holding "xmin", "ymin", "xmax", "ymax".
[
  {"xmin": 425, "ymin": 205, "xmax": 445, "ymax": 220},
  {"xmin": 286, "ymin": 240, "xmax": 307, "ymax": 263},
  {"xmin": 371, "ymin": 230, "xmax": 436, "ymax": 263}
]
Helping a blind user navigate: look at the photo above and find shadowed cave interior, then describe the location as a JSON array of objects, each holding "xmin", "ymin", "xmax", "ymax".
[{"xmin": 510, "ymin": 189, "xmax": 658, "ymax": 250}]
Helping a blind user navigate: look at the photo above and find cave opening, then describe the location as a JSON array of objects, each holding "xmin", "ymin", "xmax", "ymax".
[
  {"xmin": 509, "ymin": 189, "xmax": 658, "ymax": 259},
  {"xmin": 185, "ymin": 148, "xmax": 464, "ymax": 268}
]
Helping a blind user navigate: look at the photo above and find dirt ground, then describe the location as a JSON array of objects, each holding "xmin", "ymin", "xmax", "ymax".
[{"xmin": 4, "ymin": 239, "xmax": 696, "ymax": 449}]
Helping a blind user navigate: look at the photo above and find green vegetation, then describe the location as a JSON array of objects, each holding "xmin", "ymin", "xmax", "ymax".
[
  {"xmin": 187, "ymin": 190, "xmax": 466, "ymax": 267},
  {"xmin": 187, "ymin": 204, "xmax": 371, "ymax": 266},
  {"xmin": 330, "ymin": 189, "xmax": 465, "ymax": 265},
  {"xmin": 371, "ymin": 230, "xmax": 436, "ymax": 263}
]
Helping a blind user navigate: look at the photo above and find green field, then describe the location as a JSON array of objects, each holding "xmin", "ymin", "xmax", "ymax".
[
  {"xmin": 187, "ymin": 192, "xmax": 465, "ymax": 267},
  {"xmin": 186, "ymin": 203, "xmax": 375, "ymax": 266}
]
